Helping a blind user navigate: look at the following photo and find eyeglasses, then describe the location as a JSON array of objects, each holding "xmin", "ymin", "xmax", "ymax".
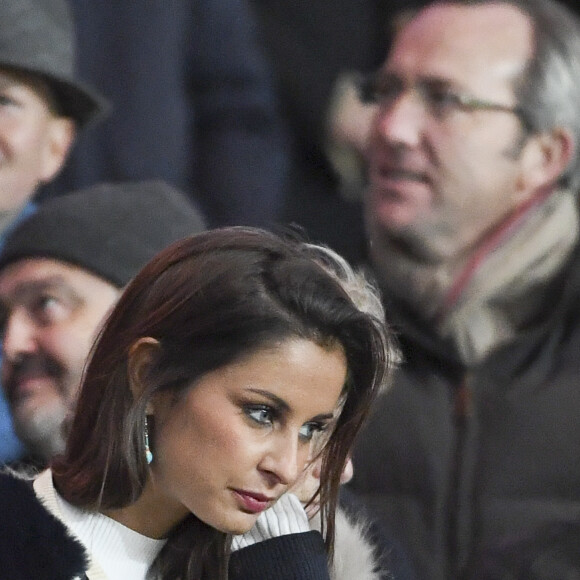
[{"xmin": 359, "ymin": 73, "xmax": 532, "ymax": 131}]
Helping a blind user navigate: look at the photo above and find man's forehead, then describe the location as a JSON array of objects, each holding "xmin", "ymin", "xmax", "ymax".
[
  {"xmin": 0, "ymin": 258, "xmax": 98, "ymax": 296},
  {"xmin": 387, "ymin": 2, "xmax": 533, "ymax": 94},
  {"xmin": 0, "ymin": 66, "xmax": 53, "ymax": 97}
]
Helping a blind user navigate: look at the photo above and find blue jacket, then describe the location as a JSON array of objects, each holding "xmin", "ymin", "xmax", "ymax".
[{"xmin": 0, "ymin": 203, "xmax": 36, "ymax": 463}]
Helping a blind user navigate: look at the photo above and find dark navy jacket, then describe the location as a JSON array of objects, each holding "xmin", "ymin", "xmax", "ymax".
[{"xmin": 42, "ymin": 0, "xmax": 288, "ymax": 228}]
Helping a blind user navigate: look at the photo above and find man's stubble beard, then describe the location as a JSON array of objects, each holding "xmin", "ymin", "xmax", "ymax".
[{"xmin": 13, "ymin": 395, "xmax": 69, "ymax": 463}]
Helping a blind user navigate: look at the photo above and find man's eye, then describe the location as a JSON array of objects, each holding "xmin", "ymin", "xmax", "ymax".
[
  {"xmin": 369, "ymin": 82, "xmax": 402, "ymax": 106},
  {"xmin": 359, "ymin": 73, "xmax": 402, "ymax": 106},
  {"xmin": 30, "ymin": 295, "xmax": 68, "ymax": 324},
  {"xmin": 0, "ymin": 94, "xmax": 18, "ymax": 108},
  {"xmin": 244, "ymin": 405, "xmax": 275, "ymax": 427},
  {"xmin": 35, "ymin": 295, "xmax": 59, "ymax": 312},
  {"xmin": 0, "ymin": 307, "xmax": 8, "ymax": 338},
  {"xmin": 424, "ymin": 88, "xmax": 462, "ymax": 116}
]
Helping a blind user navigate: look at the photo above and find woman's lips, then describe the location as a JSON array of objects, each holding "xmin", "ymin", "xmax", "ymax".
[{"xmin": 232, "ymin": 489, "xmax": 275, "ymax": 514}]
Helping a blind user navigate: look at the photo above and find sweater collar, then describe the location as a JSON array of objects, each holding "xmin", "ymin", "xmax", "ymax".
[{"xmin": 34, "ymin": 469, "xmax": 165, "ymax": 580}]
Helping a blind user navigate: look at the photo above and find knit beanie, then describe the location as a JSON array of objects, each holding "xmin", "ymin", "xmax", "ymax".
[{"xmin": 0, "ymin": 181, "xmax": 207, "ymax": 288}]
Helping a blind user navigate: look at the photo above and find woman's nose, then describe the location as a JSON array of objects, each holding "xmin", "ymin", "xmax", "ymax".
[{"xmin": 258, "ymin": 433, "xmax": 307, "ymax": 486}]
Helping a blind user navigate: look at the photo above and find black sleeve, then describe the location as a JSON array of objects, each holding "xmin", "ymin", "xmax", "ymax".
[{"xmin": 228, "ymin": 531, "xmax": 331, "ymax": 580}]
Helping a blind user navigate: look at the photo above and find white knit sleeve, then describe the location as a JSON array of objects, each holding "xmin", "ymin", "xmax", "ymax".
[{"xmin": 231, "ymin": 493, "xmax": 310, "ymax": 551}]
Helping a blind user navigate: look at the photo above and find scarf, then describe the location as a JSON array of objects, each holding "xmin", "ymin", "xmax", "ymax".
[{"xmin": 372, "ymin": 189, "xmax": 579, "ymax": 366}]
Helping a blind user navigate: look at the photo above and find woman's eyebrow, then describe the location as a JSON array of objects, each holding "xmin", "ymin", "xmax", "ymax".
[
  {"xmin": 246, "ymin": 388, "xmax": 336, "ymax": 422},
  {"xmin": 246, "ymin": 388, "xmax": 290, "ymax": 413},
  {"xmin": 312, "ymin": 412, "xmax": 335, "ymax": 423}
]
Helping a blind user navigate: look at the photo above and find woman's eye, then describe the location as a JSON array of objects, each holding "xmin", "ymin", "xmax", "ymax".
[
  {"xmin": 299, "ymin": 422, "xmax": 326, "ymax": 442},
  {"xmin": 245, "ymin": 405, "xmax": 275, "ymax": 426}
]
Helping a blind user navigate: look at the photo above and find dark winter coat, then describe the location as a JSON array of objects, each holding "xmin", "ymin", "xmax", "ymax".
[{"xmin": 351, "ymin": 245, "xmax": 580, "ymax": 580}]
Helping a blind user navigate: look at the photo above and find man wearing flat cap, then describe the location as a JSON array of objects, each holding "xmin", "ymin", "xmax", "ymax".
[
  {"xmin": 0, "ymin": 0, "xmax": 105, "ymax": 462},
  {"xmin": 0, "ymin": 0, "xmax": 104, "ymax": 227},
  {"xmin": 0, "ymin": 180, "xmax": 206, "ymax": 468}
]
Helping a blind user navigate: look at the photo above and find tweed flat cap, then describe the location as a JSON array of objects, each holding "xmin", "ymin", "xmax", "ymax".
[{"xmin": 0, "ymin": 0, "xmax": 106, "ymax": 125}]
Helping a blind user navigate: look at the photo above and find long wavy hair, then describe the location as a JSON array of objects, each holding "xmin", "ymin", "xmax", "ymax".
[{"xmin": 52, "ymin": 227, "xmax": 396, "ymax": 579}]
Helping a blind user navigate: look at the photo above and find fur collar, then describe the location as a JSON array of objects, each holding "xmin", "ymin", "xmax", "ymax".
[
  {"xmin": 310, "ymin": 507, "xmax": 386, "ymax": 580},
  {"xmin": 0, "ymin": 470, "xmax": 88, "ymax": 580}
]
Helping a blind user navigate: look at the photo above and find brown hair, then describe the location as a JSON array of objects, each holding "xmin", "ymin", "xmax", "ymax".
[{"xmin": 52, "ymin": 227, "xmax": 396, "ymax": 579}]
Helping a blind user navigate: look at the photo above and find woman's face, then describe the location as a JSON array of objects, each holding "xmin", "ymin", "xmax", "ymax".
[{"xmin": 147, "ymin": 338, "xmax": 347, "ymax": 535}]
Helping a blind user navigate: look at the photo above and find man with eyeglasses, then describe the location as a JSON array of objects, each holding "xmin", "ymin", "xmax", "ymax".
[{"xmin": 349, "ymin": 1, "xmax": 580, "ymax": 579}]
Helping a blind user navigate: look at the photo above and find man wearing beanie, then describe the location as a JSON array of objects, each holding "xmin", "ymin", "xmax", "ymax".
[
  {"xmin": 0, "ymin": 0, "xmax": 106, "ymax": 461},
  {"xmin": 0, "ymin": 180, "xmax": 206, "ymax": 467}
]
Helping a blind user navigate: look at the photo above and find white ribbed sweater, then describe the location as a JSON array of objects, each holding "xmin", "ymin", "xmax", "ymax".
[{"xmin": 33, "ymin": 470, "xmax": 165, "ymax": 580}]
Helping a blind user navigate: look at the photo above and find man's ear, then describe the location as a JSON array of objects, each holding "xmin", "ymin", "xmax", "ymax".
[
  {"xmin": 39, "ymin": 117, "xmax": 76, "ymax": 183},
  {"xmin": 515, "ymin": 127, "xmax": 575, "ymax": 199},
  {"xmin": 127, "ymin": 337, "xmax": 161, "ymax": 403}
]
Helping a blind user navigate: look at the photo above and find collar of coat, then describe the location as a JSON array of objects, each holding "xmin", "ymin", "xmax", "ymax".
[{"xmin": 0, "ymin": 470, "xmax": 88, "ymax": 580}]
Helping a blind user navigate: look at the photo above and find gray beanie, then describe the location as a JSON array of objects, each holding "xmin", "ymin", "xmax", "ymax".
[{"xmin": 0, "ymin": 181, "xmax": 207, "ymax": 288}]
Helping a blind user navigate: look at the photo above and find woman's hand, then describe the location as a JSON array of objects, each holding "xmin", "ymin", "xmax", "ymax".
[
  {"xmin": 290, "ymin": 457, "xmax": 354, "ymax": 519},
  {"xmin": 231, "ymin": 493, "xmax": 310, "ymax": 551}
]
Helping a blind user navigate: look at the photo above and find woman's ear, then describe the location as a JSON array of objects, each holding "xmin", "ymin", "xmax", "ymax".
[{"xmin": 127, "ymin": 337, "xmax": 161, "ymax": 403}]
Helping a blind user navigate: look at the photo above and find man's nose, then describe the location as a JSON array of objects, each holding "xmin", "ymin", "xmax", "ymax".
[
  {"xmin": 373, "ymin": 89, "xmax": 426, "ymax": 149},
  {"xmin": 2, "ymin": 309, "xmax": 38, "ymax": 362}
]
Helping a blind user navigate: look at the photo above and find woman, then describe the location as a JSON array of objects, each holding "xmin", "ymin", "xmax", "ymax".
[{"xmin": 0, "ymin": 227, "xmax": 395, "ymax": 579}]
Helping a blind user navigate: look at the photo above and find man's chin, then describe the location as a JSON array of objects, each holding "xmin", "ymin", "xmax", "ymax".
[
  {"xmin": 13, "ymin": 401, "xmax": 68, "ymax": 461},
  {"xmin": 372, "ymin": 201, "xmax": 421, "ymax": 233},
  {"xmin": 369, "ymin": 213, "xmax": 452, "ymax": 264},
  {"xmin": 11, "ymin": 391, "xmax": 56, "ymax": 425}
]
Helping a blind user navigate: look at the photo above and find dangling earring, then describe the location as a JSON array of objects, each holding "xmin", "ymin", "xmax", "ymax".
[{"xmin": 144, "ymin": 417, "xmax": 153, "ymax": 464}]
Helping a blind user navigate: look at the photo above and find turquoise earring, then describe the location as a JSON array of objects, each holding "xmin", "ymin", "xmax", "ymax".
[{"xmin": 144, "ymin": 418, "xmax": 153, "ymax": 464}]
